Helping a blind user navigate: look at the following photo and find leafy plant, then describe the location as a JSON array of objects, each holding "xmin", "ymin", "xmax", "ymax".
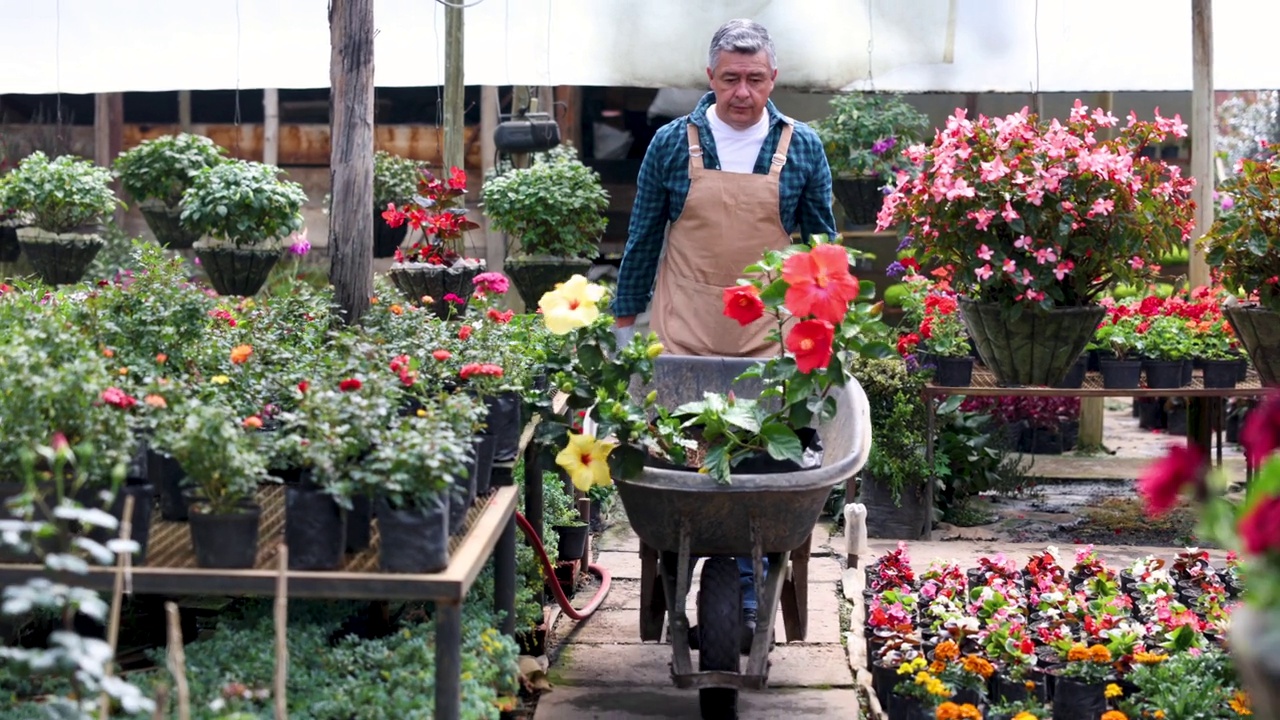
[
  {"xmin": 481, "ymin": 144, "xmax": 608, "ymax": 258},
  {"xmin": 383, "ymin": 166, "xmax": 480, "ymax": 265},
  {"xmin": 543, "ymin": 470, "xmax": 583, "ymax": 527},
  {"xmin": 0, "ymin": 151, "xmax": 121, "ymax": 233},
  {"xmin": 1201, "ymin": 148, "xmax": 1280, "ymax": 311},
  {"xmin": 113, "ymin": 133, "xmax": 229, "ymax": 206},
  {"xmin": 180, "ymin": 160, "xmax": 308, "ymax": 249},
  {"xmin": 373, "ymin": 150, "xmax": 425, "ymax": 209},
  {"xmin": 153, "ymin": 400, "xmax": 268, "ymax": 515},
  {"xmin": 811, "ymin": 92, "xmax": 930, "ymax": 179},
  {"xmin": 851, "ymin": 357, "xmax": 936, "ymax": 504},
  {"xmin": 357, "ymin": 416, "xmax": 470, "ymax": 511}
]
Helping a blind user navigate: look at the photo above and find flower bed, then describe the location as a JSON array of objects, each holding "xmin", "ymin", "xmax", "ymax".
[{"xmin": 864, "ymin": 544, "xmax": 1249, "ymax": 719}]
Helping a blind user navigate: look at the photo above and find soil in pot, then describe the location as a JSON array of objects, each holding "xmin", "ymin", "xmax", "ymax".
[
  {"xmin": 554, "ymin": 523, "xmax": 589, "ymax": 561},
  {"xmin": 375, "ymin": 494, "xmax": 449, "ymax": 573},
  {"xmin": 285, "ymin": 482, "xmax": 347, "ymax": 570},
  {"xmin": 188, "ymin": 503, "xmax": 262, "ymax": 569},
  {"xmin": 195, "ymin": 246, "xmax": 281, "ymax": 297},
  {"xmin": 345, "ymin": 493, "xmax": 373, "ymax": 553},
  {"xmin": 1099, "ymin": 358, "xmax": 1142, "ymax": 389}
]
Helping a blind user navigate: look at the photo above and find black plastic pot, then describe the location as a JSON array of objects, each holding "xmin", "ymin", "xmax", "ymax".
[
  {"xmin": 554, "ymin": 523, "xmax": 589, "ymax": 561},
  {"xmin": 285, "ymin": 482, "xmax": 346, "ymax": 570},
  {"xmin": 1202, "ymin": 359, "xmax": 1240, "ymax": 389},
  {"xmin": 1051, "ymin": 675, "xmax": 1106, "ymax": 720},
  {"xmin": 345, "ymin": 493, "xmax": 373, "ymax": 553},
  {"xmin": 1099, "ymin": 358, "xmax": 1142, "ymax": 389},
  {"xmin": 269, "ymin": 466, "xmax": 305, "ymax": 486},
  {"xmin": 19, "ymin": 232, "xmax": 105, "ymax": 286},
  {"xmin": 469, "ymin": 434, "xmax": 497, "ymax": 497},
  {"xmin": 1145, "ymin": 359, "xmax": 1187, "ymax": 389},
  {"xmin": 373, "ymin": 210, "xmax": 409, "ymax": 258},
  {"xmin": 932, "ymin": 355, "xmax": 974, "ymax": 387},
  {"xmin": 483, "ymin": 391, "xmax": 523, "ymax": 462},
  {"xmin": 448, "ymin": 467, "xmax": 478, "ymax": 538},
  {"xmin": 1052, "ymin": 356, "xmax": 1088, "ymax": 389},
  {"xmin": 376, "ymin": 494, "xmax": 449, "ymax": 573},
  {"xmin": 0, "ymin": 225, "xmax": 20, "ymax": 262},
  {"xmin": 859, "ymin": 471, "xmax": 929, "ymax": 540},
  {"xmin": 886, "ymin": 693, "xmax": 932, "ymax": 720},
  {"xmin": 188, "ymin": 504, "xmax": 262, "ymax": 569},
  {"xmin": 148, "ymin": 449, "xmax": 188, "ymax": 522}
]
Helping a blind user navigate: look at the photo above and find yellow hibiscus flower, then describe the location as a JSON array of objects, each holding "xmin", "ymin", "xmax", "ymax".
[
  {"xmin": 555, "ymin": 432, "xmax": 616, "ymax": 492},
  {"xmin": 539, "ymin": 274, "xmax": 607, "ymax": 335}
]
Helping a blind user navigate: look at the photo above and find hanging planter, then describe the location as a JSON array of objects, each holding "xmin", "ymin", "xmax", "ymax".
[
  {"xmin": 195, "ymin": 245, "xmax": 282, "ymax": 297},
  {"xmin": 831, "ymin": 177, "xmax": 887, "ymax": 226},
  {"xmin": 138, "ymin": 200, "xmax": 200, "ymax": 249},
  {"xmin": 0, "ymin": 223, "xmax": 21, "ymax": 262},
  {"xmin": 959, "ymin": 298, "xmax": 1103, "ymax": 387},
  {"xmin": 505, "ymin": 255, "xmax": 595, "ymax": 309},
  {"xmin": 284, "ymin": 478, "xmax": 347, "ymax": 570},
  {"xmin": 115, "ymin": 133, "xmax": 229, "ymax": 250},
  {"xmin": 375, "ymin": 494, "xmax": 450, "ymax": 573},
  {"xmin": 387, "ymin": 260, "xmax": 486, "ymax": 319},
  {"xmin": 1225, "ymin": 305, "xmax": 1280, "ymax": 386},
  {"xmin": 17, "ymin": 227, "xmax": 105, "ymax": 286}
]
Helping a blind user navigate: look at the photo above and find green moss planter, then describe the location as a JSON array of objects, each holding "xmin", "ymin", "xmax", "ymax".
[
  {"xmin": 958, "ymin": 297, "xmax": 1104, "ymax": 387},
  {"xmin": 388, "ymin": 261, "xmax": 486, "ymax": 319},
  {"xmin": 0, "ymin": 225, "xmax": 20, "ymax": 262},
  {"xmin": 139, "ymin": 199, "xmax": 200, "ymax": 249},
  {"xmin": 195, "ymin": 246, "xmax": 282, "ymax": 297},
  {"xmin": 1225, "ymin": 305, "xmax": 1280, "ymax": 386},
  {"xmin": 16, "ymin": 227, "xmax": 105, "ymax": 286},
  {"xmin": 831, "ymin": 176, "xmax": 885, "ymax": 226},
  {"xmin": 504, "ymin": 255, "xmax": 594, "ymax": 309}
]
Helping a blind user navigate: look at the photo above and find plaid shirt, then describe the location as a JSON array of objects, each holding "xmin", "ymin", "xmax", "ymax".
[{"xmin": 612, "ymin": 92, "xmax": 837, "ymax": 317}]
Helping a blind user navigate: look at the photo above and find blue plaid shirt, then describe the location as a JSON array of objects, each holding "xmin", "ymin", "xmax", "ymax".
[{"xmin": 611, "ymin": 92, "xmax": 837, "ymax": 317}]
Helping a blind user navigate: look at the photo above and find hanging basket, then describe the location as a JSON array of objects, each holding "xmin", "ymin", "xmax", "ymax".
[
  {"xmin": 138, "ymin": 200, "xmax": 201, "ymax": 249},
  {"xmin": 505, "ymin": 254, "xmax": 595, "ymax": 309},
  {"xmin": 959, "ymin": 298, "xmax": 1104, "ymax": 387},
  {"xmin": 16, "ymin": 227, "xmax": 105, "ymax": 286},
  {"xmin": 373, "ymin": 210, "xmax": 410, "ymax": 258},
  {"xmin": 387, "ymin": 261, "xmax": 486, "ymax": 319},
  {"xmin": 1225, "ymin": 305, "xmax": 1280, "ymax": 387},
  {"xmin": 831, "ymin": 176, "xmax": 886, "ymax": 226},
  {"xmin": 0, "ymin": 224, "xmax": 21, "ymax": 262},
  {"xmin": 195, "ymin": 245, "xmax": 282, "ymax": 297}
]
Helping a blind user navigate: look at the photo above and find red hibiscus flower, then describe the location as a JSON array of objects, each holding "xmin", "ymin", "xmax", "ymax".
[
  {"xmin": 1242, "ymin": 392, "xmax": 1280, "ymax": 470},
  {"xmin": 338, "ymin": 378, "xmax": 362, "ymax": 392},
  {"xmin": 781, "ymin": 244, "xmax": 861, "ymax": 323},
  {"xmin": 1137, "ymin": 444, "xmax": 1205, "ymax": 517},
  {"xmin": 722, "ymin": 285, "xmax": 765, "ymax": 326},
  {"xmin": 1240, "ymin": 495, "xmax": 1280, "ymax": 555},
  {"xmin": 458, "ymin": 325, "xmax": 473, "ymax": 341},
  {"xmin": 785, "ymin": 319, "xmax": 835, "ymax": 374},
  {"xmin": 297, "ymin": 381, "xmax": 309, "ymax": 394}
]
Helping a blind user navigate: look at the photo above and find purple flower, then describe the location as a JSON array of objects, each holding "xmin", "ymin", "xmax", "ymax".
[
  {"xmin": 1220, "ymin": 194, "xmax": 1235, "ymax": 210},
  {"xmin": 870, "ymin": 136, "xmax": 897, "ymax": 156},
  {"xmin": 288, "ymin": 228, "xmax": 311, "ymax": 256},
  {"xmin": 897, "ymin": 236, "xmax": 914, "ymax": 252},
  {"xmin": 885, "ymin": 261, "xmax": 906, "ymax": 278}
]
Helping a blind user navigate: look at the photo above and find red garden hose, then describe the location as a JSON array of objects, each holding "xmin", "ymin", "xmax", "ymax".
[{"xmin": 515, "ymin": 511, "xmax": 612, "ymax": 621}]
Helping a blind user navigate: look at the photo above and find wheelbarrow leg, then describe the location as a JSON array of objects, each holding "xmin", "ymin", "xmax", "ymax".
[
  {"xmin": 745, "ymin": 550, "xmax": 789, "ymax": 680},
  {"xmin": 639, "ymin": 541, "xmax": 666, "ymax": 642},
  {"xmin": 779, "ymin": 533, "xmax": 811, "ymax": 643},
  {"xmin": 666, "ymin": 528, "xmax": 695, "ymax": 681}
]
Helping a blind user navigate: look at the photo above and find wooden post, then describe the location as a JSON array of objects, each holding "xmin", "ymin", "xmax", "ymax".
[
  {"xmin": 480, "ymin": 86, "xmax": 506, "ymax": 275},
  {"xmin": 1077, "ymin": 92, "xmax": 1116, "ymax": 452},
  {"xmin": 164, "ymin": 603, "xmax": 191, "ymax": 720},
  {"xmin": 443, "ymin": 1, "xmax": 465, "ymax": 172},
  {"xmin": 328, "ymin": 0, "xmax": 375, "ymax": 325},
  {"xmin": 93, "ymin": 93, "xmax": 123, "ymax": 167},
  {"xmin": 1190, "ymin": 0, "xmax": 1214, "ymax": 290},
  {"xmin": 98, "ymin": 495, "xmax": 135, "ymax": 720},
  {"xmin": 263, "ymin": 89, "xmax": 280, "ymax": 166},
  {"xmin": 274, "ymin": 547, "xmax": 289, "ymax": 720},
  {"xmin": 178, "ymin": 91, "xmax": 192, "ymax": 132},
  {"xmin": 554, "ymin": 86, "xmax": 582, "ymax": 149}
]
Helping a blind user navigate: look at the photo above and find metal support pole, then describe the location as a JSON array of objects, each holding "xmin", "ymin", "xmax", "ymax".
[
  {"xmin": 523, "ymin": 443, "xmax": 544, "ymax": 541},
  {"xmin": 923, "ymin": 393, "xmax": 937, "ymax": 541},
  {"xmin": 495, "ymin": 514, "xmax": 516, "ymax": 637},
  {"xmin": 434, "ymin": 601, "xmax": 462, "ymax": 720}
]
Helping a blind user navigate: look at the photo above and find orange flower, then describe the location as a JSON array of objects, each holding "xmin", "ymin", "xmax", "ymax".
[
  {"xmin": 155, "ymin": 353, "xmax": 168, "ymax": 364},
  {"xmin": 1132, "ymin": 650, "xmax": 1167, "ymax": 665},
  {"xmin": 230, "ymin": 344, "xmax": 253, "ymax": 364},
  {"xmin": 1088, "ymin": 644, "xmax": 1112, "ymax": 663},
  {"xmin": 1066, "ymin": 643, "xmax": 1089, "ymax": 662},
  {"xmin": 933, "ymin": 640, "xmax": 960, "ymax": 662},
  {"xmin": 935, "ymin": 703, "xmax": 961, "ymax": 720},
  {"xmin": 781, "ymin": 244, "xmax": 861, "ymax": 323},
  {"xmin": 929, "ymin": 659, "xmax": 947, "ymax": 675},
  {"xmin": 144, "ymin": 394, "xmax": 167, "ymax": 409},
  {"xmin": 102, "ymin": 347, "xmax": 114, "ymax": 358},
  {"xmin": 961, "ymin": 654, "xmax": 994, "ymax": 679},
  {"xmin": 370, "ymin": 296, "xmax": 380, "ymax": 304},
  {"xmin": 723, "ymin": 285, "xmax": 766, "ymax": 326},
  {"xmin": 784, "ymin": 319, "xmax": 835, "ymax": 374},
  {"xmin": 1231, "ymin": 690, "xmax": 1252, "ymax": 715},
  {"xmin": 1100, "ymin": 712, "xmax": 1127, "ymax": 720},
  {"xmin": 389, "ymin": 304, "xmax": 404, "ymax": 315},
  {"xmin": 242, "ymin": 415, "xmax": 263, "ymax": 429}
]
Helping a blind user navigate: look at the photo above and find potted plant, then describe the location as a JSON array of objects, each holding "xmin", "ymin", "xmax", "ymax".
[
  {"xmin": 153, "ymin": 400, "xmax": 268, "ymax": 569},
  {"xmin": 544, "ymin": 471, "xmax": 588, "ymax": 562},
  {"xmin": 1136, "ymin": 314, "xmax": 1193, "ymax": 388},
  {"xmin": 1093, "ymin": 300, "xmax": 1143, "ymax": 388},
  {"xmin": 481, "ymin": 144, "xmax": 609, "ymax": 308},
  {"xmin": 113, "ymin": 133, "xmax": 228, "ymax": 249},
  {"xmin": 372, "ymin": 150, "xmax": 424, "ymax": 258},
  {"xmin": 403, "ymin": 388, "xmax": 490, "ymax": 535},
  {"xmin": 1045, "ymin": 643, "xmax": 1114, "ymax": 719},
  {"xmin": 1202, "ymin": 149, "xmax": 1280, "ymax": 385},
  {"xmin": 0, "ymin": 151, "xmax": 123, "ymax": 285},
  {"xmin": 383, "ymin": 166, "xmax": 485, "ymax": 319},
  {"xmin": 877, "ymin": 102, "xmax": 1196, "ymax": 386},
  {"xmin": 357, "ymin": 416, "xmax": 471, "ymax": 573},
  {"xmin": 897, "ymin": 269, "xmax": 973, "ymax": 387},
  {"xmin": 180, "ymin": 159, "xmax": 308, "ymax": 296},
  {"xmin": 812, "ymin": 92, "xmax": 930, "ymax": 226}
]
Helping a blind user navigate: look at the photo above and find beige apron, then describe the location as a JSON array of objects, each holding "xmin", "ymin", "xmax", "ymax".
[{"xmin": 651, "ymin": 122, "xmax": 795, "ymax": 357}]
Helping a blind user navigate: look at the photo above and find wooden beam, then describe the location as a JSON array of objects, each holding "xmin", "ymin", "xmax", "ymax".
[
  {"xmin": 178, "ymin": 91, "xmax": 192, "ymax": 132},
  {"xmin": 263, "ymin": 88, "xmax": 280, "ymax": 166},
  {"xmin": 328, "ymin": 0, "xmax": 375, "ymax": 325},
  {"xmin": 443, "ymin": 1, "xmax": 465, "ymax": 172},
  {"xmin": 554, "ymin": 86, "xmax": 582, "ymax": 150},
  {"xmin": 1190, "ymin": 0, "xmax": 1214, "ymax": 290},
  {"xmin": 93, "ymin": 93, "xmax": 123, "ymax": 167}
]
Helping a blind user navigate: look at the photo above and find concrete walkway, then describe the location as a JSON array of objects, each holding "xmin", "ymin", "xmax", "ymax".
[{"xmin": 534, "ymin": 520, "xmax": 862, "ymax": 720}]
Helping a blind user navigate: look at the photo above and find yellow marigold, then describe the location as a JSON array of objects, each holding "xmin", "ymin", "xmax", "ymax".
[
  {"xmin": 1132, "ymin": 651, "xmax": 1168, "ymax": 665},
  {"xmin": 1100, "ymin": 712, "xmax": 1127, "ymax": 720},
  {"xmin": 934, "ymin": 640, "xmax": 960, "ymax": 662},
  {"xmin": 1105, "ymin": 683, "xmax": 1123, "ymax": 699},
  {"xmin": 926, "ymin": 677, "xmax": 951, "ymax": 698},
  {"xmin": 1154, "ymin": 712, "xmax": 1166, "ymax": 719},
  {"xmin": 1066, "ymin": 643, "xmax": 1090, "ymax": 662},
  {"xmin": 1088, "ymin": 644, "xmax": 1112, "ymax": 663},
  {"xmin": 1231, "ymin": 690, "xmax": 1252, "ymax": 716},
  {"xmin": 897, "ymin": 657, "xmax": 927, "ymax": 675},
  {"xmin": 1024, "ymin": 680, "xmax": 1036, "ymax": 690},
  {"xmin": 935, "ymin": 702, "xmax": 961, "ymax": 720},
  {"xmin": 961, "ymin": 655, "xmax": 994, "ymax": 679}
]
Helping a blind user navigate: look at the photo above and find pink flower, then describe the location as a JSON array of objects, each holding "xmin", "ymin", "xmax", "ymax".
[
  {"xmin": 1034, "ymin": 247, "xmax": 1058, "ymax": 265},
  {"xmin": 1002, "ymin": 258, "xmax": 1017, "ymax": 274},
  {"xmin": 1088, "ymin": 198, "xmax": 1114, "ymax": 217},
  {"xmin": 977, "ymin": 244, "xmax": 993, "ymax": 261},
  {"xmin": 1129, "ymin": 256, "xmax": 1145, "ymax": 270},
  {"xmin": 472, "ymin": 272, "xmax": 510, "ymax": 296},
  {"xmin": 975, "ymin": 264, "xmax": 993, "ymax": 281},
  {"xmin": 1014, "ymin": 235, "xmax": 1033, "ymax": 251},
  {"xmin": 1241, "ymin": 392, "xmax": 1280, "ymax": 470},
  {"xmin": 1001, "ymin": 202, "xmax": 1020, "ymax": 223},
  {"xmin": 287, "ymin": 228, "xmax": 311, "ymax": 256},
  {"xmin": 100, "ymin": 387, "xmax": 137, "ymax": 410},
  {"xmin": 1137, "ymin": 444, "xmax": 1205, "ymax": 517},
  {"xmin": 1054, "ymin": 260, "xmax": 1075, "ymax": 280}
]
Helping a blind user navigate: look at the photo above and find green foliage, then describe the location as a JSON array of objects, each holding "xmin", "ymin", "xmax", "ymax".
[
  {"xmin": 113, "ymin": 133, "xmax": 229, "ymax": 206},
  {"xmin": 152, "ymin": 400, "xmax": 268, "ymax": 515},
  {"xmin": 811, "ymin": 93, "xmax": 930, "ymax": 179},
  {"xmin": 883, "ymin": 282, "xmax": 911, "ymax": 308},
  {"xmin": 180, "ymin": 160, "xmax": 308, "ymax": 248},
  {"xmin": 543, "ymin": 470, "xmax": 584, "ymax": 527},
  {"xmin": 482, "ymin": 145, "xmax": 609, "ymax": 258},
  {"xmin": 1140, "ymin": 314, "xmax": 1195, "ymax": 361},
  {"xmin": 934, "ymin": 405, "xmax": 1030, "ymax": 515},
  {"xmin": 850, "ymin": 356, "xmax": 935, "ymax": 504},
  {"xmin": 373, "ymin": 150, "xmax": 425, "ymax": 208},
  {"xmin": 0, "ymin": 151, "xmax": 122, "ymax": 233},
  {"xmin": 1118, "ymin": 648, "xmax": 1241, "ymax": 719},
  {"xmin": 1203, "ymin": 150, "xmax": 1280, "ymax": 311},
  {"xmin": 357, "ymin": 415, "xmax": 472, "ymax": 511}
]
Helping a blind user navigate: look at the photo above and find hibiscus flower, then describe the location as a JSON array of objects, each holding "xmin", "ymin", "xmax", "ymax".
[{"xmin": 780, "ymin": 244, "xmax": 861, "ymax": 323}]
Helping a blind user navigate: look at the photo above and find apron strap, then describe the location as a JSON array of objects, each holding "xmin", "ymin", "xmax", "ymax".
[
  {"xmin": 686, "ymin": 123, "xmax": 707, "ymax": 172},
  {"xmin": 768, "ymin": 123, "xmax": 795, "ymax": 177}
]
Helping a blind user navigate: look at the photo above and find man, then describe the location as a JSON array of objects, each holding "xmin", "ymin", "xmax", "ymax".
[{"xmin": 612, "ymin": 19, "xmax": 837, "ymax": 652}]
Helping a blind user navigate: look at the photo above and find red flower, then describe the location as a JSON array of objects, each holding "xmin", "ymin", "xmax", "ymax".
[
  {"xmin": 242, "ymin": 415, "xmax": 264, "ymax": 430},
  {"xmin": 389, "ymin": 354, "xmax": 412, "ymax": 374},
  {"xmin": 459, "ymin": 363, "xmax": 504, "ymax": 380},
  {"xmin": 339, "ymin": 378, "xmax": 362, "ymax": 392},
  {"xmin": 1242, "ymin": 392, "xmax": 1280, "ymax": 470},
  {"xmin": 100, "ymin": 387, "xmax": 137, "ymax": 410},
  {"xmin": 1019, "ymin": 638, "xmax": 1035, "ymax": 655},
  {"xmin": 297, "ymin": 381, "xmax": 310, "ymax": 394},
  {"xmin": 432, "ymin": 349, "xmax": 452, "ymax": 361},
  {"xmin": 487, "ymin": 307, "xmax": 514, "ymax": 324},
  {"xmin": 897, "ymin": 332, "xmax": 921, "ymax": 357},
  {"xmin": 1240, "ymin": 495, "xmax": 1280, "ymax": 555},
  {"xmin": 447, "ymin": 166, "xmax": 467, "ymax": 192},
  {"xmin": 381, "ymin": 203, "xmax": 406, "ymax": 228},
  {"xmin": 781, "ymin": 244, "xmax": 861, "ymax": 323},
  {"xmin": 1138, "ymin": 295, "xmax": 1164, "ymax": 317},
  {"xmin": 1137, "ymin": 444, "xmax": 1205, "ymax": 517},
  {"xmin": 722, "ymin": 285, "xmax": 765, "ymax": 326},
  {"xmin": 785, "ymin": 319, "xmax": 835, "ymax": 374},
  {"xmin": 919, "ymin": 315, "xmax": 934, "ymax": 339},
  {"xmin": 458, "ymin": 325, "xmax": 473, "ymax": 341}
]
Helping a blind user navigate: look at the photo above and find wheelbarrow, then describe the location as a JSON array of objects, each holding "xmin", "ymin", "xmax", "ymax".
[{"xmin": 615, "ymin": 356, "xmax": 872, "ymax": 719}]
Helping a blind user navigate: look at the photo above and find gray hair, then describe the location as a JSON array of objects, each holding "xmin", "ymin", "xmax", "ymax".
[{"xmin": 708, "ymin": 19, "xmax": 776, "ymax": 71}]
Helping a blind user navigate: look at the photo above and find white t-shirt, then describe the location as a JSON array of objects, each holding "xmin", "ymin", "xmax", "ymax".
[{"xmin": 706, "ymin": 104, "xmax": 770, "ymax": 174}]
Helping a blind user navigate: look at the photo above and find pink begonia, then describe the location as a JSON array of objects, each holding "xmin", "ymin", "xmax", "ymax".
[{"xmin": 471, "ymin": 271, "xmax": 510, "ymax": 296}]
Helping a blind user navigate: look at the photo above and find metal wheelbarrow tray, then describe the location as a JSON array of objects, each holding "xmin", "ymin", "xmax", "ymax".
[{"xmin": 614, "ymin": 356, "xmax": 871, "ymax": 719}]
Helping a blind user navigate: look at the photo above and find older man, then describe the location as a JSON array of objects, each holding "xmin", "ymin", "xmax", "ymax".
[{"xmin": 612, "ymin": 19, "xmax": 837, "ymax": 652}]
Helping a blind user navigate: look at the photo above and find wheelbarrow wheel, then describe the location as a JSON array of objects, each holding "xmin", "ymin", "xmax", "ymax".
[{"xmin": 697, "ymin": 557, "xmax": 740, "ymax": 720}]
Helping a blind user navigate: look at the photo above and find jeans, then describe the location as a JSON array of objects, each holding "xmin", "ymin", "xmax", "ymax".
[{"xmin": 737, "ymin": 556, "xmax": 768, "ymax": 611}]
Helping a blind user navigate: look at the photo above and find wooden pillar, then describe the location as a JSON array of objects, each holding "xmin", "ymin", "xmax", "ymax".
[
  {"xmin": 442, "ymin": 1, "xmax": 465, "ymax": 172},
  {"xmin": 178, "ymin": 91, "xmax": 193, "ymax": 132},
  {"xmin": 1189, "ymin": 0, "xmax": 1214, "ymax": 290},
  {"xmin": 1077, "ymin": 92, "xmax": 1115, "ymax": 451},
  {"xmin": 480, "ymin": 86, "xmax": 506, "ymax": 275},
  {"xmin": 328, "ymin": 0, "xmax": 375, "ymax": 325},
  {"xmin": 554, "ymin": 86, "xmax": 582, "ymax": 149},
  {"xmin": 94, "ymin": 93, "xmax": 124, "ymax": 223},
  {"xmin": 263, "ymin": 89, "xmax": 280, "ymax": 166}
]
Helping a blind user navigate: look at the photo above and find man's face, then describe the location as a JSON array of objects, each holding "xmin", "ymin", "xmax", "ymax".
[{"xmin": 706, "ymin": 50, "xmax": 776, "ymax": 130}]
